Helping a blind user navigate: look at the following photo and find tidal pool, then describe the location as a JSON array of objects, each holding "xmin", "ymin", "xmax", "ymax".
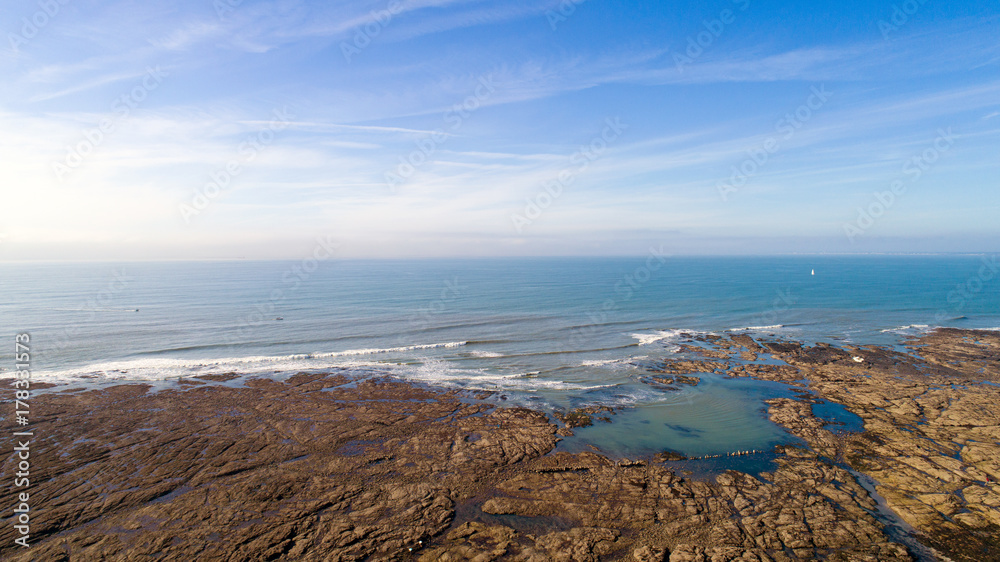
[{"xmin": 556, "ymin": 373, "xmax": 801, "ymax": 460}]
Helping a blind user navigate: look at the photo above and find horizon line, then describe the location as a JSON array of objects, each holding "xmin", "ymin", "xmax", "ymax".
[{"xmin": 0, "ymin": 252, "xmax": 996, "ymax": 264}]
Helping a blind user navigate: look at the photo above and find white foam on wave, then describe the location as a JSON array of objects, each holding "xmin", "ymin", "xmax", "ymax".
[
  {"xmin": 310, "ymin": 341, "xmax": 468, "ymax": 358},
  {"xmin": 35, "ymin": 341, "xmax": 469, "ymax": 382},
  {"xmin": 385, "ymin": 360, "xmax": 618, "ymax": 392},
  {"xmin": 468, "ymin": 350, "xmax": 503, "ymax": 358},
  {"xmin": 597, "ymin": 384, "xmax": 670, "ymax": 406},
  {"xmin": 880, "ymin": 325, "xmax": 932, "ymax": 334},
  {"xmin": 579, "ymin": 356, "xmax": 647, "ymax": 368},
  {"xmin": 34, "ymin": 340, "xmax": 620, "ymax": 394},
  {"xmin": 631, "ymin": 329, "xmax": 699, "ymax": 346},
  {"xmin": 728, "ymin": 325, "xmax": 784, "ymax": 332},
  {"xmin": 580, "ymin": 359, "xmax": 621, "ymax": 367}
]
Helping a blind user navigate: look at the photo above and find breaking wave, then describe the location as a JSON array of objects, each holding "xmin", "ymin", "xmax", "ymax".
[{"xmin": 631, "ymin": 329, "xmax": 707, "ymax": 346}]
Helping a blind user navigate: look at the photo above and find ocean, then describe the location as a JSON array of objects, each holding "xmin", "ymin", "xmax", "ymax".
[{"xmin": 2, "ymin": 255, "xmax": 998, "ymax": 459}]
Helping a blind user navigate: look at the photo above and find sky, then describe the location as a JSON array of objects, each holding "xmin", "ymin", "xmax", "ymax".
[{"xmin": 1, "ymin": 0, "xmax": 998, "ymax": 259}]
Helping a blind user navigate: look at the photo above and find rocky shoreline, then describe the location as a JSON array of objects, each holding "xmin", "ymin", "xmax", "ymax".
[{"xmin": 1, "ymin": 328, "xmax": 998, "ymax": 561}]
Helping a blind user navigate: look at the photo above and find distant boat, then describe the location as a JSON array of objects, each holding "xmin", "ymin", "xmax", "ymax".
[{"xmin": 811, "ymin": 269, "xmax": 815, "ymax": 276}]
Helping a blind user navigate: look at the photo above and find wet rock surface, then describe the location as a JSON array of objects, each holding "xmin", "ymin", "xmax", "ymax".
[
  {"xmin": 646, "ymin": 375, "xmax": 701, "ymax": 392},
  {"xmin": 0, "ymin": 329, "xmax": 997, "ymax": 560},
  {"xmin": 651, "ymin": 360, "xmax": 726, "ymax": 376},
  {"xmin": 553, "ymin": 406, "xmax": 616, "ymax": 429},
  {"xmin": 0, "ymin": 375, "xmax": 558, "ymax": 561},
  {"xmin": 713, "ymin": 328, "xmax": 1000, "ymax": 562}
]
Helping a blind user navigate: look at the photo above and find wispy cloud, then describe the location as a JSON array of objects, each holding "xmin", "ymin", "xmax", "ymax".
[
  {"xmin": 256, "ymin": 120, "xmax": 455, "ymax": 136},
  {"xmin": 150, "ymin": 21, "xmax": 224, "ymax": 51},
  {"xmin": 28, "ymin": 69, "xmax": 152, "ymax": 102},
  {"xmin": 2, "ymin": 1, "xmax": 998, "ymax": 258}
]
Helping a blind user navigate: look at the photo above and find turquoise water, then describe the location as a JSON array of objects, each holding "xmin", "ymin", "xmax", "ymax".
[
  {"xmin": 813, "ymin": 400, "xmax": 866, "ymax": 433},
  {"xmin": 1, "ymin": 255, "xmax": 997, "ymax": 457},
  {"xmin": 557, "ymin": 373, "xmax": 798, "ymax": 458}
]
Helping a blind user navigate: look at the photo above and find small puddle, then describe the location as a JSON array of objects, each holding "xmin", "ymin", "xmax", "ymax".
[{"xmin": 811, "ymin": 400, "xmax": 865, "ymax": 433}]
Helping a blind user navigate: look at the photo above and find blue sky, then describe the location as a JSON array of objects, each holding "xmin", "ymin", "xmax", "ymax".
[{"xmin": 1, "ymin": 0, "xmax": 998, "ymax": 259}]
